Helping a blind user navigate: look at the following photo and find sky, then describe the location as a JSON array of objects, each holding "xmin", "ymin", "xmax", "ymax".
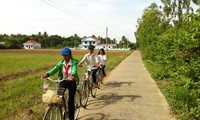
[{"xmin": 0, "ymin": 0, "xmax": 164, "ymax": 43}]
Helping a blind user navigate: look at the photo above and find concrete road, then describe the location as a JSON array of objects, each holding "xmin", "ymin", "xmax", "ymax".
[{"xmin": 78, "ymin": 50, "xmax": 177, "ymax": 120}]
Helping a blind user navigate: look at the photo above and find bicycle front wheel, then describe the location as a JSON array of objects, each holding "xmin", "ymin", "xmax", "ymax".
[
  {"xmin": 80, "ymin": 81, "xmax": 89, "ymax": 107},
  {"xmin": 43, "ymin": 104, "xmax": 63, "ymax": 120}
]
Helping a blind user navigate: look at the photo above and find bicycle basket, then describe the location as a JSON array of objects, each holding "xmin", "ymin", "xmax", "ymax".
[{"xmin": 42, "ymin": 87, "xmax": 65, "ymax": 103}]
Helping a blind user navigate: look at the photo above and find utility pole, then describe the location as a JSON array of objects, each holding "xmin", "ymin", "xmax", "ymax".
[
  {"xmin": 127, "ymin": 38, "xmax": 129, "ymax": 50},
  {"xmin": 123, "ymin": 41, "xmax": 124, "ymax": 50},
  {"xmin": 106, "ymin": 27, "xmax": 108, "ymax": 56},
  {"xmin": 127, "ymin": 41, "xmax": 128, "ymax": 50}
]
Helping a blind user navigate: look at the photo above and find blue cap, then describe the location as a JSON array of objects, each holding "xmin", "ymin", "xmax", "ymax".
[{"xmin": 61, "ymin": 47, "xmax": 71, "ymax": 55}]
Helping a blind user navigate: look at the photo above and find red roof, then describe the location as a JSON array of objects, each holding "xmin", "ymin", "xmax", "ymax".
[
  {"xmin": 25, "ymin": 40, "xmax": 39, "ymax": 44},
  {"xmin": 91, "ymin": 36, "xmax": 99, "ymax": 41}
]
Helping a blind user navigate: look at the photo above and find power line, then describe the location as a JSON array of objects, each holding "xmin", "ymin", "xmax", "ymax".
[
  {"xmin": 50, "ymin": 0, "xmax": 83, "ymax": 16},
  {"xmin": 48, "ymin": 0, "xmax": 89, "ymax": 22},
  {"xmin": 41, "ymin": 0, "xmax": 88, "ymax": 23},
  {"xmin": 40, "ymin": 0, "xmax": 107, "ymax": 38}
]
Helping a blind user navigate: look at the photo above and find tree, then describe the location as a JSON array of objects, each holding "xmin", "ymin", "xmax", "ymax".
[
  {"xmin": 135, "ymin": 3, "xmax": 163, "ymax": 57},
  {"xmin": 161, "ymin": 0, "xmax": 172, "ymax": 18},
  {"xmin": 135, "ymin": 1, "xmax": 200, "ymax": 119},
  {"xmin": 183, "ymin": 0, "xmax": 200, "ymax": 21},
  {"xmin": 161, "ymin": 0, "xmax": 200, "ymax": 24}
]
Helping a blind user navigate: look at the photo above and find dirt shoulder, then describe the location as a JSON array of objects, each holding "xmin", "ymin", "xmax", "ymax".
[{"xmin": 78, "ymin": 50, "xmax": 177, "ymax": 120}]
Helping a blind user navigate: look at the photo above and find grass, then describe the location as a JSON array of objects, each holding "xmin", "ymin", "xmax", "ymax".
[
  {"xmin": 0, "ymin": 50, "xmax": 130, "ymax": 77},
  {"xmin": 0, "ymin": 50, "xmax": 133, "ymax": 120},
  {"xmin": 0, "ymin": 72, "xmax": 45, "ymax": 119},
  {"xmin": 0, "ymin": 53, "xmax": 61, "ymax": 76}
]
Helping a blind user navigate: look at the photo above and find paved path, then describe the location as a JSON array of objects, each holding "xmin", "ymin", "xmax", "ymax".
[{"xmin": 78, "ymin": 50, "xmax": 177, "ymax": 120}]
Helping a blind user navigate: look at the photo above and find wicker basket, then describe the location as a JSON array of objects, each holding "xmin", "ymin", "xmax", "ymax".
[{"xmin": 42, "ymin": 87, "xmax": 65, "ymax": 103}]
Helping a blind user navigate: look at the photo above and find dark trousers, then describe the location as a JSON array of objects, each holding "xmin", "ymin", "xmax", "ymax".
[
  {"xmin": 88, "ymin": 69, "xmax": 98, "ymax": 83},
  {"xmin": 59, "ymin": 80, "xmax": 76, "ymax": 120}
]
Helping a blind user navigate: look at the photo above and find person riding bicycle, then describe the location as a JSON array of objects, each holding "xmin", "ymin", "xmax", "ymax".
[
  {"xmin": 41, "ymin": 47, "xmax": 79, "ymax": 120},
  {"xmin": 98, "ymin": 48, "xmax": 107, "ymax": 81},
  {"xmin": 78, "ymin": 44, "xmax": 100, "ymax": 89}
]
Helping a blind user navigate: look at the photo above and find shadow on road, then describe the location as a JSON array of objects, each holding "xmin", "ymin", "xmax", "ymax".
[
  {"xmin": 84, "ymin": 92, "xmax": 141, "ymax": 110},
  {"xmin": 98, "ymin": 92, "xmax": 141, "ymax": 102},
  {"xmin": 104, "ymin": 81, "xmax": 134, "ymax": 88},
  {"xmin": 78, "ymin": 113, "xmax": 107, "ymax": 120}
]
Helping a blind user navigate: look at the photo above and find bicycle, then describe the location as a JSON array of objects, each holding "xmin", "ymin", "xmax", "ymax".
[
  {"xmin": 79, "ymin": 69, "xmax": 99, "ymax": 108},
  {"xmin": 42, "ymin": 78, "xmax": 81, "ymax": 120}
]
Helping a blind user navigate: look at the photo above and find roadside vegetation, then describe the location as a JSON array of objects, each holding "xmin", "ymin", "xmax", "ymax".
[
  {"xmin": 135, "ymin": 1, "xmax": 200, "ymax": 120},
  {"xmin": 0, "ymin": 49, "xmax": 132, "ymax": 120}
]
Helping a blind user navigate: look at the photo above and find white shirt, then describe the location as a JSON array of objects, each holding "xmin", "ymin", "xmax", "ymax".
[
  {"xmin": 98, "ymin": 54, "xmax": 106, "ymax": 66},
  {"xmin": 80, "ymin": 53, "xmax": 99, "ymax": 70},
  {"xmin": 62, "ymin": 59, "xmax": 72, "ymax": 80}
]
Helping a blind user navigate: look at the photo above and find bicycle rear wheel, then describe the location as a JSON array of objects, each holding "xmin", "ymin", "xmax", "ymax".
[
  {"xmin": 99, "ymin": 69, "xmax": 104, "ymax": 83},
  {"xmin": 74, "ymin": 89, "xmax": 81, "ymax": 120},
  {"xmin": 43, "ymin": 104, "xmax": 62, "ymax": 120},
  {"xmin": 80, "ymin": 81, "xmax": 89, "ymax": 107},
  {"xmin": 97, "ymin": 70, "xmax": 102, "ymax": 88},
  {"xmin": 90, "ymin": 78, "xmax": 97, "ymax": 98}
]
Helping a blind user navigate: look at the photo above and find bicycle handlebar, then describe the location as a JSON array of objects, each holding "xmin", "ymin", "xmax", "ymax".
[{"xmin": 41, "ymin": 77, "xmax": 66, "ymax": 83}]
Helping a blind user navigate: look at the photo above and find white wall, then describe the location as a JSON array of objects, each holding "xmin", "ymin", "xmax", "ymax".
[{"xmin": 23, "ymin": 43, "xmax": 41, "ymax": 49}]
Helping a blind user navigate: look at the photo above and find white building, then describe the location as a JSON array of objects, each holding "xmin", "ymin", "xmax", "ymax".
[
  {"xmin": 23, "ymin": 40, "xmax": 41, "ymax": 49},
  {"xmin": 79, "ymin": 36, "xmax": 100, "ymax": 49},
  {"xmin": 98, "ymin": 44, "xmax": 117, "ymax": 50},
  {"xmin": 79, "ymin": 36, "xmax": 116, "ymax": 50}
]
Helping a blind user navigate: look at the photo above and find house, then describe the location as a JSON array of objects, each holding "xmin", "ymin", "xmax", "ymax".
[
  {"xmin": 79, "ymin": 36, "xmax": 100, "ymax": 50},
  {"xmin": 79, "ymin": 36, "xmax": 117, "ymax": 50},
  {"xmin": 98, "ymin": 44, "xmax": 117, "ymax": 50},
  {"xmin": 23, "ymin": 40, "xmax": 41, "ymax": 49}
]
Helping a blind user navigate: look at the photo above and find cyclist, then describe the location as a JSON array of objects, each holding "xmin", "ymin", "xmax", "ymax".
[
  {"xmin": 78, "ymin": 44, "xmax": 100, "ymax": 89},
  {"xmin": 98, "ymin": 48, "xmax": 107, "ymax": 80},
  {"xmin": 41, "ymin": 47, "xmax": 79, "ymax": 120}
]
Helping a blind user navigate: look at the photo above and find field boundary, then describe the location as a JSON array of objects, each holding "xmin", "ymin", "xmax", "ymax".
[{"xmin": 0, "ymin": 65, "xmax": 54, "ymax": 81}]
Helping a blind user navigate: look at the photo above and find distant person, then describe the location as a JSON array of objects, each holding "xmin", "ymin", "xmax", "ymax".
[
  {"xmin": 98, "ymin": 48, "xmax": 107, "ymax": 79},
  {"xmin": 41, "ymin": 47, "xmax": 79, "ymax": 120},
  {"xmin": 78, "ymin": 45, "xmax": 100, "ymax": 89}
]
